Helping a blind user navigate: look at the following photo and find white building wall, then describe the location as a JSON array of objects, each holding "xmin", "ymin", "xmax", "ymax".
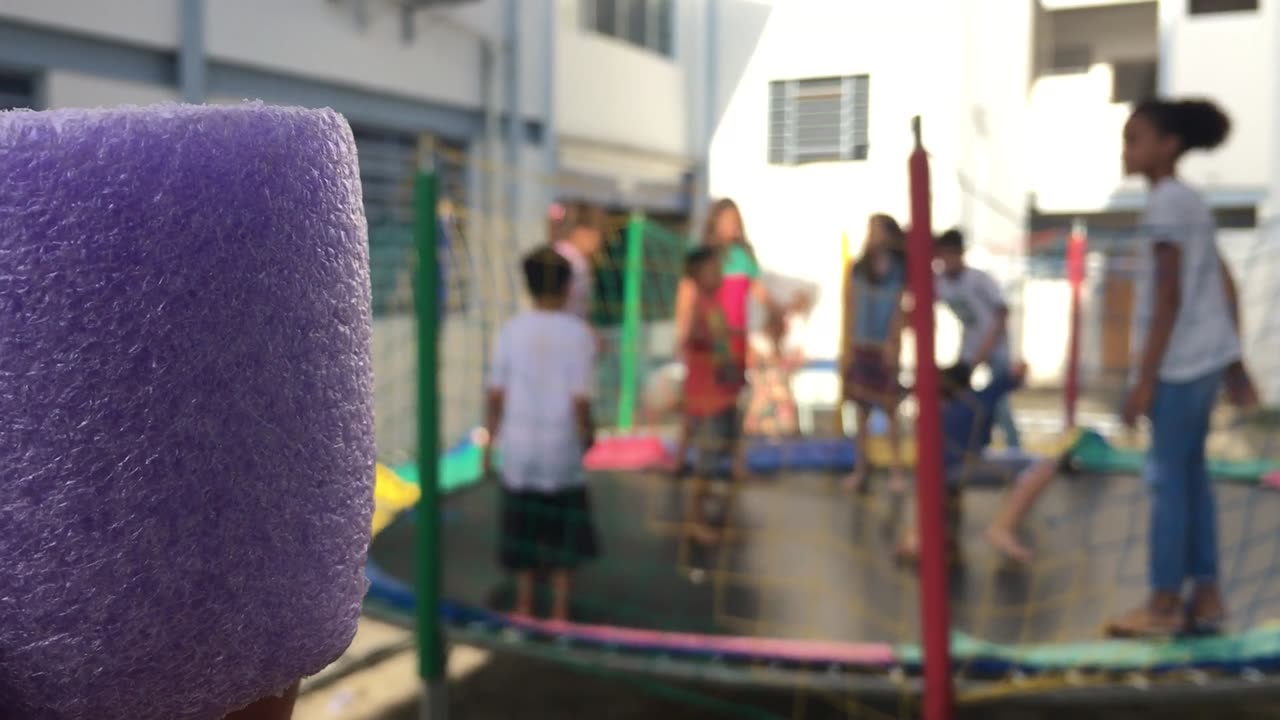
[
  {"xmin": 1165, "ymin": 2, "xmax": 1274, "ymax": 192},
  {"xmin": 0, "ymin": 0, "xmax": 178, "ymax": 49},
  {"xmin": 45, "ymin": 71, "xmax": 180, "ymax": 109},
  {"xmin": 1029, "ymin": 0, "xmax": 1276, "ymax": 211},
  {"xmin": 709, "ymin": 0, "xmax": 1033, "ymax": 364},
  {"xmin": 551, "ymin": 0, "xmax": 699, "ymax": 196},
  {"xmin": 206, "ymin": 0, "xmax": 537, "ymax": 118},
  {"xmin": 1026, "ymin": 3, "xmax": 1155, "ymax": 212},
  {"xmin": 555, "ymin": 0, "xmax": 688, "ymax": 159},
  {"xmin": 7, "ymin": 0, "xmax": 548, "ymax": 124}
]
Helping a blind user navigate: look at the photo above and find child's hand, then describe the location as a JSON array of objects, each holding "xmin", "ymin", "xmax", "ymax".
[
  {"xmin": 1123, "ymin": 376, "xmax": 1155, "ymax": 428},
  {"xmin": 789, "ymin": 291, "xmax": 812, "ymax": 314},
  {"xmin": 881, "ymin": 343, "xmax": 900, "ymax": 370},
  {"xmin": 1011, "ymin": 361, "xmax": 1029, "ymax": 382},
  {"xmin": 1225, "ymin": 359, "xmax": 1259, "ymax": 409},
  {"xmin": 481, "ymin": 446, "xmax": 494, "ymax": 477}
]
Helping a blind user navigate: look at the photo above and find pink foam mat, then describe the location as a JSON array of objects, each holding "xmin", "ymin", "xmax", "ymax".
[
  {"xmin": 505, "ymin": 616, "xmax": 897, "ymax": 667},
  {"xmin": 584, "ymin": 435, "xmax": 672, "ymax": 471}
]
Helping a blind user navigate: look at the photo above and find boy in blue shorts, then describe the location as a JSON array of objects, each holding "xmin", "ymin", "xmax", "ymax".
[
  {"xmin": 898, "ymin": 361, "xmax": 1026, "ymax": 560},
  {"xmin": 900, "ymin": 361, "xmax": 1089, "ymax": 563}
]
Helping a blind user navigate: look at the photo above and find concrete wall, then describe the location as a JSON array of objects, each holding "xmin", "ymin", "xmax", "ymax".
[
  {"xmin": 1027, "ymin": 67, "xmax": 1138, "ymax": 212},
  {"xmin": 555, "ymin": 0, "xmax": 688, "ymax": 158},
  {"xmin": 1047, "ymin": 2, "xmax": 1158, "ymax": 63},
  {"xmin": 209, "ymin": 0, "xmax": 547, "ymax": 121},
  {"xmin": 4, "ymin": 0, "xmax": 548, "ymax": 122},
  {"xmin": 1165, "ymin": 0, "xmax": 1274, "ymax": 191},
  {"xmin": 1030, "ymin": 0, "xmax": 1275, "ymax": 211},
  {"xmin": 45, "ymin": 70, "xmax": 179, "ymax": 108},
  {"xmin": 0, "ymin": 0, "xmax": 178, "ymax": 48}
]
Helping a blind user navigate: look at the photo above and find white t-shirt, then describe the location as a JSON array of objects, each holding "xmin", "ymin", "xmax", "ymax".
[
  {"xmin": 1130, "ymin": 177, "xmax": 1240, "ymax": 383},
  {"xmin": 488, "ymin": 310, "xmax": 595, "ymax": 492},
  {"xmin": 554, "ymin": 241, "xmax": 593, "ymax": 322},
  {"xmin": 934, "ymin": 267, "xmax": 1010, "ymax": 367}
]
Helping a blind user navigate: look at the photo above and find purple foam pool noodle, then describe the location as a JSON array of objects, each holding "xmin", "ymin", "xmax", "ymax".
[{"xmin": 0, "ymin": 104, "xmax": 374, "ymax": 719}]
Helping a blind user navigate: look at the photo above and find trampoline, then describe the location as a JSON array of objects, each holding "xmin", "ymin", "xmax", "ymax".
[
  {"xmin": 365, "ymin": 456, "xmax": 1280, "ymax": 702},
  {"xmin": 371, "ymin": 117, "xmax": 1280, "ymax": 716}
]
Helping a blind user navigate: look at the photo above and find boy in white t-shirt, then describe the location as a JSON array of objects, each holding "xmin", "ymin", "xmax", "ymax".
[
  {"xmin": 482, "ymin": 246, "xmax": 598, "ymax": 621},
  {"xmin": 933, "ymin": 229, "xmax": 1020, "ymax": 449}
]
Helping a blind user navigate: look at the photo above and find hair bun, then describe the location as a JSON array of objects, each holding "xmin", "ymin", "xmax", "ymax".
[
  {"xmin": 1174, "ymin": 99, "xmax": 1231, "ymax": 150},
  {"xmin": 1136, "ymin": 98, "xmax": 1231, "ymax": 152}
]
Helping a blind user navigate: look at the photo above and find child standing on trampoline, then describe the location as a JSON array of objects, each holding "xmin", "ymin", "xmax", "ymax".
[
  {"xmin": 1104, "ymin": 99, "xmax": 1251, "ymax": 638},
  {"xmin": 841, "ymin": 214, "xmax": 909, "ymax": 494},
  {"xmin": 671, "ymin": 198, "xmax": 805, "ymax": 480},
  {"xmin": 898, "ymin": 363, "xmax": 1027, "ymax": 561},
  {"xmin": 934, "ymin": 228, "xmax": 1021, "ymax": 450},
  {"xmin": 483, "ymin": 247, "xmax": 599, "ymax": 622},
  {"xmin": 679, "ymin": 246, "xmax": 745, "ymax": 544}
]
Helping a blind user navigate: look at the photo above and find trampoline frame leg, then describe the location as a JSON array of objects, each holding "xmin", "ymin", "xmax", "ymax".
[{"xmin": 420, "ymin": 679, "xmax": 448, "ymax": 720}]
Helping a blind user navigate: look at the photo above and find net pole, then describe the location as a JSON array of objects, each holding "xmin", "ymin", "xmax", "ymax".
[
  {"xmin": 1064, "ymin": 219, "xmax": 1087, "ymax": 430},
  {"xmin": 837, "ymin": 230, "xmax": 851, "ymax": 436},
  {"xmin": 616, "ymin": 212, "xmax": 645, "ymax": 431},
  {"xmin": 906, "ymin": 116, "xmax": 955, "ymax": 720},
  {"xmin": 413, "ymin": 143, "xmax": 447, "ymax": 720}
]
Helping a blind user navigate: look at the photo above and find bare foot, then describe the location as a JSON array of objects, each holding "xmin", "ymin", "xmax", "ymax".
[
  {"xmin": 985, "ymin": 525, "xmax": 1033, "ymax": 564},
  {"xmin": 689, "ymin": 523, "xmax": 721, "ymax": 546},
  {"xmin": 888, "ymin": 470, "xmax": 909, "ymax": 496},
  {"xmin": 896, "ymin": 534, "xmax": 919, "ymax": 562}
]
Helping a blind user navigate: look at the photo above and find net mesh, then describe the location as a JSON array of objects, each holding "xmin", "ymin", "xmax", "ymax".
[{"xmin": 364, "ymin": 139, "xmax": 1280, "ymax": 718}]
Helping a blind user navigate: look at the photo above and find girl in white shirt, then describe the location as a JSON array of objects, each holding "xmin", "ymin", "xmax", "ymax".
[{"xmin": 1105, "ymin": 98, "xmax": 1255, "ymax": 638}]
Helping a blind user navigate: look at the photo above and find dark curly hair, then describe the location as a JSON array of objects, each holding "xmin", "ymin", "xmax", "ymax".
[{"xmin": 1133, "ymin": 98, "xmax": 1231, "ymax": 155}]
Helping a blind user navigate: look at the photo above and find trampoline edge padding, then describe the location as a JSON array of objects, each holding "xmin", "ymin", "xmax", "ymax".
[{"xmin": 365, "ymin": 557, "xmax": 1280, "ymax": 677}]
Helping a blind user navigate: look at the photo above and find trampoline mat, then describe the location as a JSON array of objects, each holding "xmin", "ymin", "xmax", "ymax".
[{"xmin": 370, "ymin": 470, "xmax": 1280, "ymax": 654}]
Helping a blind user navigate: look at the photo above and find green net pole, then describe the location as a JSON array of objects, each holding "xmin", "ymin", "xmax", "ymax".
[
  {"xmin": 616, "ymin": 213, "xmax": 646, "ymax": 431},
  {"xmin": 412, "ymin": 143, "xmax": 447, "ymax": 717}
]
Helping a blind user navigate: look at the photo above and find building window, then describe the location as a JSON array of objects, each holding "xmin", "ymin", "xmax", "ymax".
[
  {"xmin": 1189, "ymin": 0, "xmax": 1258, "ymax": 14},
  {"xmin": 0, "ymin": 73, "xmax": 34, "ymax": 110},
  {"xmin": 583, "ymin": 0, "xmax": 674, "ymax": 57},
  {"xmin": 1112, "ymin": 60, "xmax": 1157, "ymax": 103},
  {"xmin": 355, "ymin": 127, "xmax": 470, "ymax": 317},
  {"xmin": 768, "ymin": 75, "xmax": 869, "ymax": 165},
  {"xmin": 1215, "ymin": 206, "xmax": 1257, "ymax": 229}
]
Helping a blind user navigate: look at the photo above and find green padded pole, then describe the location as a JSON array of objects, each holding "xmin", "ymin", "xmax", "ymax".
[
  {"xmin": 412, "ymin": 141, "xmax": 447, "ymax": 717},
  {"xmin": 616, "ymin": 213, "xmax": 645, "ymax": 431}
]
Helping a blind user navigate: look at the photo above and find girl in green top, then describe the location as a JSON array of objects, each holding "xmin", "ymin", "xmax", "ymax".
[{"xmin": 671, "ymin": 199, "xmax": 807, "ymax": 485}]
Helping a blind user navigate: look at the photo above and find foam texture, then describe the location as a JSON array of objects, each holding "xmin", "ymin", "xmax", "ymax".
[{"xmin": 0, "ymin": 104, "xmax": 374, "ymax": 720}]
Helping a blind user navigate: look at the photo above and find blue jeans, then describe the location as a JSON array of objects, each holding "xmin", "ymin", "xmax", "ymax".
[
  {"xmin": 1146, "ymin": 369, "xmax": 1223, "ymax": 594},
  {"xmin": 988, "ymin": 357, "xmax": 1021, "ymax": 449}
]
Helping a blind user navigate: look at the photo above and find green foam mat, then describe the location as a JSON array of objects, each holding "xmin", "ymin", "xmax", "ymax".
[
  {"xmin": 391, "ymin": 443, "xmax": 489, "ymax": 494},
  {"xmin": 895, "ymin": 624, "xmax": 1280, "ymax": 671},
  {"xmin": 1071, "ymin": 430, "xmax": 1278, "ymax": 484}
]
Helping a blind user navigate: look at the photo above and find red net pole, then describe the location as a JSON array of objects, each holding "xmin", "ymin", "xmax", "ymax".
[
  {"xmin": 1064, "ymin": 220, "xmax": 1086, "ymax": 429},
  {"xmin": 906, "ymin": 116, "xmax": 954, "ymax": 720}
]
